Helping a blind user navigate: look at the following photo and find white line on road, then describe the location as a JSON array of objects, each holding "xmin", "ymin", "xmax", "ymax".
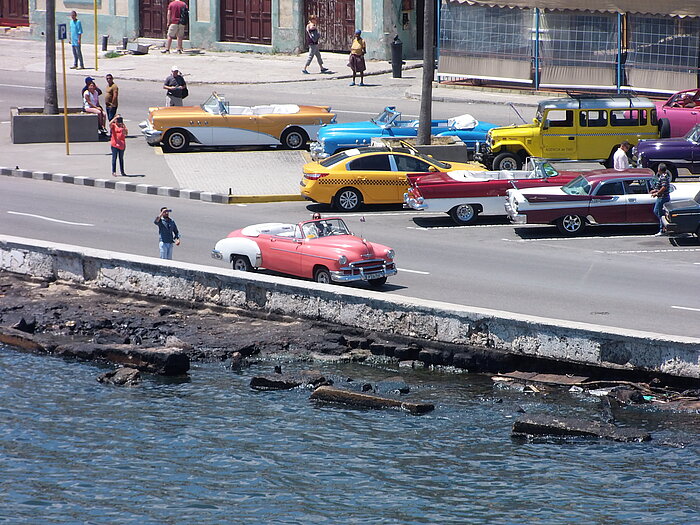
[
  {"xmin": 397, "ymin": 268, "xmax": 430, "ymax": 275},
  {"xmin": 7, "ymin": 211, "xmax": 94, "ymax": 226},
  {"xmin": 595, "ymin": 248, "xmax": 700, "ymax": 254},
  {"xmin": 671, "ymin": 305, "xmax": 700, "ymax": 313},
  {"xmin": 0, "ymin": 83, "xmax": 44, "ymax": 90}
]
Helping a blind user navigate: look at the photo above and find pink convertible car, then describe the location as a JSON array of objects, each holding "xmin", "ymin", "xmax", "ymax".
[
  {"xmin": 211, "ymin": 217, "xmax": 397, "ymax": 287},
  {"xmin": 655, "ymin": 89, "xmax": 700, "ymax": 137}
]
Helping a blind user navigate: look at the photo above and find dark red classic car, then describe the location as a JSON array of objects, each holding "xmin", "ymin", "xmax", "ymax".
[
  {"xmin": 403, "ymin": 160, "xmax": 581, "ymax": 225},
  {"xmin": 505, "ymin": 171, "xmax": 700, "ymax": 236}
]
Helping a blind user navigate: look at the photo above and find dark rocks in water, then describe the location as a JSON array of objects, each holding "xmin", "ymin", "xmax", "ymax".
[
  {"xmin": 369, "ymin": 342, "xmax": 395, "ymax": 356},
  {"xmin": 418, "ymin": 348, "xmax": 453, "ymax": 367},
  {"xmin": 394, "ymin": 344, "xmax": 421, "ymax": 361},
  {"xmin": 98, "ymin": 367, "xmax": 141, "ymax": 386},
  {"xmin": 375, "ymin": 376, "xmax": 410, "ymax": 394},
  {"xmin": 310, "ymin": 385, "xmax": 434, "ymax": 415},
  {"xmin": 231, "ymin": 352, "xmax": 244, "ymax": 371},
  {"xmin": 606, "ymin": 386, "xmax": 650, "ymax": 405},
  {"xmin": 362, "ymin": 383, "xmax": 373, "ymax": 392},
  {"xmin": 512, "ymin": 414, "xmax": 651, "ymax": 442},
  {"xmin": 12, "ymin": 317, "xmax": 36, "ymax": 334},
  {"xmin": 0, "ymin": 326, "xmax": 46, "ymax": 353},
  {"xmin": 158, "ymin": 307, "xmax": 175, "ymax": 316},
  {"xmin": 274, "ymin": 365, "xmax": 282, "ymax": 374},
  {"xmin": 250, "ymin": 370, "xmax": 331, "ymax": 391},
  {"xmin": 53, "ymin": 343, "xmax": 189, "ymax": 376}
]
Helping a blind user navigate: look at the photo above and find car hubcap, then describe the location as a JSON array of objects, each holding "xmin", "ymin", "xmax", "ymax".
[
  {"xmin": 500, "ymin": 158, "xmax": 517, "ymax": 170},
  {"xmin": 170, "ymin": 134, "xmax": 184, "ymax": 148},
  {"xmin": 317, "ymin": 272, "xmax": 330, "ymax": 283},
  {"xmin": 233, "ymin": 259, "xmax": 248, "ymax": 271},
  {"xmin": 456, "ymin": 205, "xmax": 474, "ymax": 222},
  {"xmin": 563, "ymin": 215, "xmax": 581, "ymax": 232},
  {"xmin": 286, "ymin": 132, "xmax": 302, "ymax": 148},
  {"xmin": 338, "ymin": 191, "xmax": 358, "ymax": 210}
]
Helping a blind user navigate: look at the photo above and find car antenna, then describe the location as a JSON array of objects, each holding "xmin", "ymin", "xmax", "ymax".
[{"xmin": 508, "ymin": 102, "xmax": 527, "ymax": 124}]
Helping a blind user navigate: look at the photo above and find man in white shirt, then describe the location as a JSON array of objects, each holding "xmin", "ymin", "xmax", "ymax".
[{"xmin": 613, "ymin": 141, "xmax": 631, "ymax": 170}]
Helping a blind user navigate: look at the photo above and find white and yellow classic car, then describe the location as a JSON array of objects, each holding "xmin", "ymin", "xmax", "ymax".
[{"xmin": 139, "ymin": 93, "xmax": 336, "ymax": 152}]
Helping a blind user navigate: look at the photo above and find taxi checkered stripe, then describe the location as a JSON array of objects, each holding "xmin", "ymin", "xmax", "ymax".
[
  {"xmin": 318, "ymin": 178, "xmax": 408, "ymax": 186},
  {"xmin": 544, "ymin": 132, "xmax": 658, "ymax": 137}
]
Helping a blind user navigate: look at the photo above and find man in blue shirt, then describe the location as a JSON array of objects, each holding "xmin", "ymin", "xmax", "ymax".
[
  {"xmin": 154, "ymin": 207, "xmax": 181, "ymax": 259},
  {"xmin": 69, "ymin": 11, "xmax": 84, "ymax": 70},
  {"xmin": 651, "ymin": 164, "xmax": 671, "ymax": 236}
]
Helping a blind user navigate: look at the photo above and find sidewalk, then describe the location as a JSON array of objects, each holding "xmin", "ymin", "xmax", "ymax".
[{"xmin": 0, "ymin": 36, "xmax": 546, "ymax": 203}]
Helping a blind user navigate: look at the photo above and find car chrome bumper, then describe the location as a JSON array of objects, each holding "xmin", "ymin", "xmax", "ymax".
[
  {"xmin": 403, "ymin": 192, "xmax": 426, "ymax": 211},
  {"xmin": 139, "ymin": 120, "xmax": 163, "ymax": 145},
  {"xmin": 504, "ymin": 202, "xmax": 526, "ymax": 224},
  {"xmin": 330, "ymin": 265, "xmax": 397, "ymax": 283},
  {"xmin": 211, "ymin": 250, "xmax": 223, "ymax": 260},
  {"xmin": 661, "ymin": 216, "xmax": 680, "ymax": 234},
  {"xmin": 309, "ymin": 141, "xmax": 329, "ymax": 161}
]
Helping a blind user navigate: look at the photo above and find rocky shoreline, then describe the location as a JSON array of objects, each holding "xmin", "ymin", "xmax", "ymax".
[{"xmin": 1, "ymin": 271, "xmax": 699, "ymax": 422}]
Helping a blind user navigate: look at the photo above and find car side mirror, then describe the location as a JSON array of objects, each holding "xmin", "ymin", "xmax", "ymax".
[
  {"xmin": 428, "ymin": 165, "xmax": 438, "ymax": 172},
  {"xmin": 542, "ymin": 120, "xmax": 550, "ymax": 130}
]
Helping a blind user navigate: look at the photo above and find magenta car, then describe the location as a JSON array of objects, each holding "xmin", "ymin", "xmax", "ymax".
[{"xmin": 655, "ymin": 89, "xmax": 700, "ymax": 138}]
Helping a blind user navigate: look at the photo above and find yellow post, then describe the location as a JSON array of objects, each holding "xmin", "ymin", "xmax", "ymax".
[
  {"xmin": 94, "ymin": 0, "xmax": 98, "ymax": 71},
  {"xmin": 61, "ymin": 38, "xmax": 70, "ymax": 155}
]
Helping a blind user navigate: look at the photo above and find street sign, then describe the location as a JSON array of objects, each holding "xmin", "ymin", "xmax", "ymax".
[{"xmin": 58, "ymin": 23, "xmax": 67, "ymax": 40}]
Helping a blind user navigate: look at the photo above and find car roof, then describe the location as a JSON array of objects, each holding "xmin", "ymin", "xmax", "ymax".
[
  {"xmin": 581, "ymin": 171, "xmax": 654, "ymax": 184},
  {"xmin": 539, "ymin": 95, "xmax": 655, "ymax": 111}
]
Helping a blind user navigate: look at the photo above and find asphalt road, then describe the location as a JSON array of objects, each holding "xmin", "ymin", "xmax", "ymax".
[{"xmin": 2, "ymin": 70, "xmax": 700, "ymax": 339}]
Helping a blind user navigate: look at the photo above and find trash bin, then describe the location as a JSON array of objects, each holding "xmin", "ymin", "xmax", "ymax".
[
  {"xmin": 101, "ymin": 35, "xmax": 109, "ymax": 51},
  {"xmin": 122, "ymin": 37, "xmax": 129, "ymax": 50},
  {"xmin": 391, "ymin": 35, "xmax": 403, "ymax": 78}
]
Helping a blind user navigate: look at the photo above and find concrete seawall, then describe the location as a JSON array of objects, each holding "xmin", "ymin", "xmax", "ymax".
[{"xmin": 1, "ymin": 234, "xmax": 698, "ymax": 380}]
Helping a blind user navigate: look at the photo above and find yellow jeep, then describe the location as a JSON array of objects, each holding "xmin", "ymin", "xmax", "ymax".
[{"xmin": 474, "ymin": 94, "xmax": 666, "ymax": 170}]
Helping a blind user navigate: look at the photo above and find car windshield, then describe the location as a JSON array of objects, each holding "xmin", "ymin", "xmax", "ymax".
[
  {"xmin": 685, "ymin": 125, "xmax": 700, "ymax": 142},
  {"xmin": 302, "ymin": 218, "xmax": 351, "ymax": 239},
  {"xmin": 201, "ymin": 94, "xmax": 226, "ymax": 115},
  {"xmin": 371, "ymin": 107, "xmax": 400, "ymax": 126},
  {"xmin": 527, "ymin": 160, "xmax": 559, "ymax": 178},
  {"xmin": 562, "ymin": 176, "xmax": 592, "ymax": 195}
]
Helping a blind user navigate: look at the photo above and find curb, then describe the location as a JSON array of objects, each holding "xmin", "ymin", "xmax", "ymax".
[{"xmin": 0, "ymin": 166, "xmax": 302, "ymax": 204}]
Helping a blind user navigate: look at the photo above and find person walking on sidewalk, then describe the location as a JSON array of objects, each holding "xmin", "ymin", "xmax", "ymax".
[
  {"xmin": 163, "ymin": 66, "xmax": 188, "ymax": 107},
  {"xmin": 650, "ymin": 163, "xmax": 671, "ymax": 236},
  {"xmin": 302, "ymin": 15, "xmax": 328, "ymax": 75},
  {"xmin": 154, "ymin": 207, "xmax": 181, "ymax": 260},
  {"xmin": 109, "ymin": 114, "xmax": 128, "ymax": 177},
  {"xmin": 69, "ymin": 11, "xmax": 84, "ymax": 70},
  {"xmin": 162, "ymin": 0, "xmax": 187, "ymax": 54},
  {"xmin": 348, "ymin": 29, "xmax": 366, "ymax": 86},
  {"xmin": 105, "ymin": 74, "xmax": 119, "ymax": 122}
]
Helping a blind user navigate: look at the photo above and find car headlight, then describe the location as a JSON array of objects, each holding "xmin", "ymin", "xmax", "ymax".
[
  {"xmin": 385, "ymin": 249, "xmax": 395, "ymax": 260},
  {"xmin": 338, "ymin": 255, "xmax": 348, "ymax": 265}
]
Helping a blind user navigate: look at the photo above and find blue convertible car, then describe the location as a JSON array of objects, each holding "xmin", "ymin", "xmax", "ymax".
[{"xmin": 310, "ymin": 106, "xmax": 497, "ymax": 160}]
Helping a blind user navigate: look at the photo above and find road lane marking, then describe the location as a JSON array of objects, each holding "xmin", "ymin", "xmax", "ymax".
[
  {"xmin": 671, "ymin": 305, "xmax": 700, "ymax": 313},
  {"xmin": 0, "ymin": 83, "xmax": 44, "ymax": 90},
  {"xmin": 595, "ymin": 248, "xmax": 700, "ymax": 254},
  {"xmin": 7, "ymin": 211, "xmax": 94, "ymax": 226},
  {"xmin": 398, "ymin": 268, "xmax": 430, "ymax": 275}
]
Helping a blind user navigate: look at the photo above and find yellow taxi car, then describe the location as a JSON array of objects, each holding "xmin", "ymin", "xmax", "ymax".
[
  {"xmin": 301, "ymin": 146, "xmax": 484, "ymax": 211},
  {"xmin": 140, "ymin": 92, "xmax": 336, "ymax": 152}
]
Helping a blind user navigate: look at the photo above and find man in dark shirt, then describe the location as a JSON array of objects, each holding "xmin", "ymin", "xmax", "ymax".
[
  {"xmin": 154, "ymin": 207, "xmax": 180, "ymax": 259},
  {"xmin": 651, "ymin": 163, "xmax": 671, "ymax": 236},
  {"xmin": 163, "ymin": 66, "xmax": 187, "ymax": 107}
]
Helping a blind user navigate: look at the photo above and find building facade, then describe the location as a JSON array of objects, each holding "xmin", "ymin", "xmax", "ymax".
[
  {"xmin": 438, "ymin": 0, "xmax": 700, "ymax": 93},
  {"xmin": 9, "ymin": 0, "xmax": 427, "ymax": 60}
]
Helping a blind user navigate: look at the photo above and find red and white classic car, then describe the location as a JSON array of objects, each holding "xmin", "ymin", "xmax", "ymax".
[
  {"xmin": 505, "ymin": 170, "xmax": 700, "ymax": 235},
  {"xmin": 403, "ymin": 159, "xmax": 581, "ymax": 225},
  {"xmin": 211, "ymin": 217, "xmax": 396, "ymax": 287}
]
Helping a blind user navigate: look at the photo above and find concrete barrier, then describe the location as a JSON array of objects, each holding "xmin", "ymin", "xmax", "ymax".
[
  {"xmin": 11, "ymin": 107, "xmax": 100, "ymax": 144},
  {"xmin": 1, "ymin": 234, "xmax": 698, "ymax": 380}
]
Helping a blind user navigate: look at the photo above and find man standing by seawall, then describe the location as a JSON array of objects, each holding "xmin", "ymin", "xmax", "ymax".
[
  {"xmin": 154, "ymin": 207, "xmax": 180, "ymax": 260},
  {"xmin": 69, "ymin": 11, "xmax": 84, "ymax": 70}
]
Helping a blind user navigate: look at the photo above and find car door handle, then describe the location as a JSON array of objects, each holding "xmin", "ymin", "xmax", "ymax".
[
  {"xmin": 629, "ymin": 198, "xmax": 636, "ymax": 202},
  {"xmin": 568, "ymin": 136, "xmax": 575, "ymax": 140}
]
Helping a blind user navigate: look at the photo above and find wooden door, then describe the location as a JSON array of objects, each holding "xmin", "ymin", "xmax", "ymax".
[
  {"xmin": 305, "ymin": 0, "xmax": 355, "ymax": 52},
  {"xmin": 0, "ymin": 0, "xmax": 29, "ymax": 26},
  {"xmin": 221, "ymin": 0, "xmax": 271, "ymax": 44},
  {"xmin": 140, "ymin": 0, "xmax": 166, "ymax": 38}
]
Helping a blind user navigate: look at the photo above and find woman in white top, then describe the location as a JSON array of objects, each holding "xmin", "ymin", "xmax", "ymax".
[{"xmin": 83, "ymin": 82, "xmax": 107, "ymax": 133}]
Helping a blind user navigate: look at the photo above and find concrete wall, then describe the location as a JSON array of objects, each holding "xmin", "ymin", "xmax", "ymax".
[{"xmin": 1, "ymin": 234, "xmax": 698, "ymax": 380}]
